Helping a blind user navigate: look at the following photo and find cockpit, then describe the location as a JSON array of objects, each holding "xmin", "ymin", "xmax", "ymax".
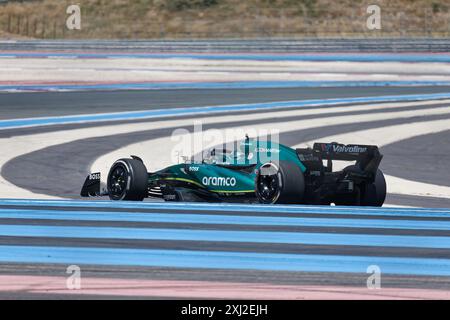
[
  {"xmin": 202, "ymin": 148, "xmax": 247, "ymax": 165},
  {"xmin": 200, "ymin": 137, "xmax": 279, "ymax": 167}
]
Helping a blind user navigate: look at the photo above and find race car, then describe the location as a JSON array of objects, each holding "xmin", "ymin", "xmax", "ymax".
[{"xmin": 81, "ymin": 137, "xmax": 386, "ymax": 206}]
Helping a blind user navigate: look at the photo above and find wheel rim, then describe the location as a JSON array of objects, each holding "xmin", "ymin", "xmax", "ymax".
[
  {"xmin": 108, "ymin": 164, "xmax": 128, "ymax": 198},
  {"xmin": 257, "ymin": 164, "xmax": 280, "ymax": 203}
]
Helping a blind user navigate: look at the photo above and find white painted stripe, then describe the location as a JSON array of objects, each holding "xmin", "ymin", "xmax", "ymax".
[
  {"xmin": 386, "ymin": 175, "xmax": 450, "ymax": 199},
  {"xmin": 3, "ymin": 59, "xmax": 450, "ymax": 84}
]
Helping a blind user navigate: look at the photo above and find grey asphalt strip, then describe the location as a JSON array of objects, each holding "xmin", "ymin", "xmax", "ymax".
[
  {"xmin": 0, "ymin": 100, "xmax": 382, "ymax": 138},
  {"xmin": 1, "ymin": 218, "xmax": 450, "ymax": 236},
  {"xmin": 3, "ymin": 38, "xmax": 450, "ymax": 53},
  {"xmin": 2, "ymin": 86, "xmax": 450, "ymax": 120},
  {"xmin": 3, "ymin": 112, "xmax": 449, "ymax": 201},
  {"xmin": 0, "ymin": 204, "xmax": 449, "ymax": 221},
  {"xmin": 1, "ymin": 263, "xmax": 450, "ymax": 291},
  {"xmin": 386, "ymin": 194, "xmax": 450, "ymax": 208},
  {"xmin": 1, "ymin": 236, "xmax": 450, "ymax": 259},
  {"xmin": 380, "ymin": 130, "xmax": 450, "ymax": 187},
  {"xmin": 0, "ymin": 97, "xmax": 447, "ymax": 139}
]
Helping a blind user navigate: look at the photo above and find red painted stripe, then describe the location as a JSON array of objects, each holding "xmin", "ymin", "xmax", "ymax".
[{"xmin": 0, "ymin": 275, "xmax": 449, "ymax": 299}]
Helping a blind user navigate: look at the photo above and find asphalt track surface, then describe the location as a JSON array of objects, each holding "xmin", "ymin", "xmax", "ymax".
[
  {"xmin": 1, "ymin": 87, "xmax": 450, "ymax": 207},
  {"xmin": 1, "ymin": 86, "xmax": 450, "ymax": 299},
  {"xmin": 2, "ymin": 86, "xmax": 450, "ymax": 120}
]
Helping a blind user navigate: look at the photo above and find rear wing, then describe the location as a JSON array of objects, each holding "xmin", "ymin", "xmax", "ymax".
[
  {"xmin": 313, "ymin": 142, "xmax": 380, "ymax": 160},
  {"xmin": 296, "ymin": 142, "xmax": 383, "ymax": 178}
]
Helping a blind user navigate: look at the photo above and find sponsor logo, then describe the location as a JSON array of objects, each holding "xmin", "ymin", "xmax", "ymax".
[
  {"xmin": 323, "ymin": 144, "xmax": 367, "ymax": 153},
  {"xmin": 188, "ymin": 166, "xmax": 200, "ymax": 172},
  {"xmin": 202, "ymin": 176, "xmax": 237, "ymax": 187},
  {"xmin": 255, "ymin": 148, "xmax": 280, "ymax": 153},
  {"xmin": 89, "ymin": 173, "xmax": 100, "ymax": 180}
]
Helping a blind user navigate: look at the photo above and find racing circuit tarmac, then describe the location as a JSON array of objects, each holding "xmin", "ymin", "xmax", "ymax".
[
  {"xmin": 2, "ymin": 86, "xmax": 450, "ymax": 119},
  {"xmin": 1, "ymin": 87, "xmax": 449, "ymax": 207},
  {"xmin": 0, "ymin": 51, "xmax": 449, "ymax": 299}
]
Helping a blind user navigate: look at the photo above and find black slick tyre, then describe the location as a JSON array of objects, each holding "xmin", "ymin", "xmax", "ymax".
[
  {"xmin": 360, "ymin": 169, "xmax": 387, "ymax": 207},
  {"xmin": 107, "ymin": 158, "xmax": 148, "ymax": 201},
  {"xmin": 256, "ymin": 161, "xmax": 305, "ymax": 204}
]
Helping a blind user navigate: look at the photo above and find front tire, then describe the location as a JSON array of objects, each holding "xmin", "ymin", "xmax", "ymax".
[
  {"xmin": 255, "ymin": 161, "xmax": 305, "ymax": 204},
  {"xmin": 107, "ymin": 158, "xmax": 148, "ymax": 201}
]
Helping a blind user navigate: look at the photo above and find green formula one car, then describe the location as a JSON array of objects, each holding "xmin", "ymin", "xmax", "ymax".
[{"xmin": 81, "ymin": 137, "xmax": 386, "ymax": 206}]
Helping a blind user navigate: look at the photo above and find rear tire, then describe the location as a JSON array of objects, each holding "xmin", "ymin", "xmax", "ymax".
[
  {"xmin": 107, "ymin": 158, "xmax": 148, "ymax": 201},
  {"xmin": 360, "ymin": 169, "xmax": 386, "ymax": 207},
  {"xmin": 256, "ymin": 161, "xmax": 305, "ymax": 204}
]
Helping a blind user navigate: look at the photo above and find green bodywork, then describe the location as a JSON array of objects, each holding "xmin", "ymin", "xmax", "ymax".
[{"xmin": 148, "ymin": 139, "xmax": 306, "ymax": 195}]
